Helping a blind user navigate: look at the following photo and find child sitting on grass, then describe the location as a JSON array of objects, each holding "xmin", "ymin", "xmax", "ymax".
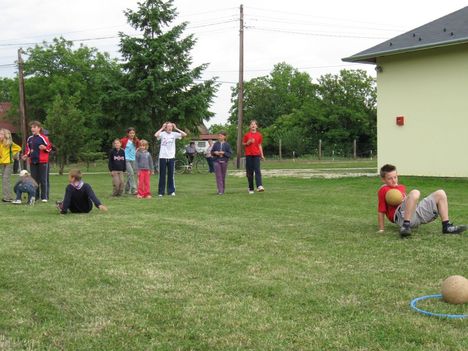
[
  {"xmin": 378, "ymin": 164, "xmax": 466, "ymax": 238},
  {"xmin": 57, "ymin": 169, "xmax": 107, "ymax": 214},
  {"xmin": 12, "ymin": 170, "xmax": 38, "ymax": 205}
]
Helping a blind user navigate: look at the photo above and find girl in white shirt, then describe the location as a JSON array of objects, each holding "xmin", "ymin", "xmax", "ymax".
[{"xmin": 154, "ymin": 122, "xmax": 187, "ymax": 196}]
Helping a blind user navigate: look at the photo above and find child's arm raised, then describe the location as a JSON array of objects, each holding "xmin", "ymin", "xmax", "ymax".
[
  {"xmin": 172, "ymin": 123, "xmax": 187, "ymax": 137},
  {"xmin": 154, "ymin": 122, "xmax": 167, "ymax": 138}
]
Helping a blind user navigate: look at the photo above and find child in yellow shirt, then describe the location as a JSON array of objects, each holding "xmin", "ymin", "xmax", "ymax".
[{"xmin": 0, "ymin": 128, "xmax": 21, "ymax": 202}]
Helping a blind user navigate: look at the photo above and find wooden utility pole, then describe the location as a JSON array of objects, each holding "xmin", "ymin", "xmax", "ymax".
[
  {"xmin": 235, "ymin": 4, "xmax": 244, "ymax": 169},
  {"xmin": 17, "ymin": 48, "xmax": 28, "ymax": 152}
]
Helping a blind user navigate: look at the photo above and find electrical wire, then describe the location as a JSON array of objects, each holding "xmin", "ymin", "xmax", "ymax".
[
  {"xmin": 187, "ymin": 19, "xmax": 237, "ymax": 30},
  {"xmin": 244, "ymin": 14, "xmax": 404, "ymax": 33},
  {"xmin": 179, "ymin": 7, "xmax": 237, "ymax": 17},
  {"xmin": 247, "ymin": 6, "xmax": 405, "ymax": 30},
  {"xmin": 248, "ymin": 26, "xmax": 389, "ymax": 40},
  {"xmin": 205, "ymin": 64, "xmax": 356, "ymax": 74}
]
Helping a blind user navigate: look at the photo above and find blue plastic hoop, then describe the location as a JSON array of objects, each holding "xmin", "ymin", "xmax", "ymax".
[{"xmin": 410, "ymin": 294, "xmax": 467, "ymax": 319}]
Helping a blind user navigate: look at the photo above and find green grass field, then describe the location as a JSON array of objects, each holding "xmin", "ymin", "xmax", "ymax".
[{"xmin": 1, "ymin": 160, "xmax": 467, "ymax": 350}]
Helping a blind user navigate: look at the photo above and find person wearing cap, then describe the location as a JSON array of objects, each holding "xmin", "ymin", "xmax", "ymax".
[{"xmin": 12, "ymin": 170, "xmax": 38, "ymax": 205}]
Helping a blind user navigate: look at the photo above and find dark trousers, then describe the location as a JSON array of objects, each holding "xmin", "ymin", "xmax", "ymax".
[
  {"xmin": 57, "ymin": 200, "xmax": 92, "ymax": 213},
  {"xmin": 186, "ymin": 153, "xmax": 195, "ymax": 165},
  {"xmin": 206, "ymin": 157, "xmax": 214, "ymax": 173},
  {"xmin": 30, "ymin": 163, "xmax": 49, "ymax": 200},
  {"xmin": 245, "ymin": 155, "xmax": 262, "ymax": 191},
  {"xmin": 158, "ymin": 158, "xmax": 176, "ymax": 195}
]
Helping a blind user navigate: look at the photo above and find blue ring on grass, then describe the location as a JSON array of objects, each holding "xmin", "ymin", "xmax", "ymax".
[{"xmin": 410, "ymin": 294, "xmax": 467, "ymax": 319}]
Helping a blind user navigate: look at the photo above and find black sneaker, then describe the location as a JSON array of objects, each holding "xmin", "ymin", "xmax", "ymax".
[
  {"xmin": 399, "ymin": 225, "xmax": 412, "ymax": 238},
  {"xmin": 442, "ymin": 223, "xmax": 467, "ymax": 234}
]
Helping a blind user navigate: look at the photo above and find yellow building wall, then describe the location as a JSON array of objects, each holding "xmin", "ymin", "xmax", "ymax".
[{"xmin": 377, "ymin": 44, "xmax": 468, "ymax": 177}]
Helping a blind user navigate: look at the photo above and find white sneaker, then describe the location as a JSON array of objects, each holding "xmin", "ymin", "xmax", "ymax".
[
  {"xmin": 11, "ymin": 199, "xmax": 22, "ymax": 204},
  {"xmin": 257, "ymin": 186, "xmax": 265, "ymax": 192},
  {"xmin": 248, "ymin": 190, "xmax": 254, "ymax": 194},
  {"xmin": 158, "ymin": 194, "xmax": 163, "ymax": 197},
  {"xmin": 41, "ymin": 199, "xmax": 48, "ymax": 203},
  {"xmin": 170, "ymin": 192, "xmax": 176, "ymax": 196},
  {"xmin": 29, "ymin": 197, "xmax": 36, "ymax": 206}
]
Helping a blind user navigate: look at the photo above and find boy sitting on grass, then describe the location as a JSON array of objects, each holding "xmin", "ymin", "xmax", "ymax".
[
  {"xmin": 377, "ymin": 164, "xmax": 466, "ymax": 238},
  {"xmin": 57, "ymin": 169, "xmax": 107, "ymax": 214}
]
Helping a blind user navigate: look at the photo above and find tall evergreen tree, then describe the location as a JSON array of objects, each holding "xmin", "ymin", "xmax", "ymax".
[{"xmin": 119, "ymin": 0, "xmax": 217, "ymax": 137}]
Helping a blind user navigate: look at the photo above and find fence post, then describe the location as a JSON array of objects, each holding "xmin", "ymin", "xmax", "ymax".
[
  {"xmin": 318, "ymin": 139, "xmax": 322, "ymax": 160},
  {"xmin": 279, "ymin": 138, "xmax": 282, "ymax": 161},
  {"xmin": 353, "ymin": 139, "xmax": 357, "ymax": 159}
]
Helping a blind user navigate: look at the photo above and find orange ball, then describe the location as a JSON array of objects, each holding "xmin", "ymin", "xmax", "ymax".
[
  {"xmin": 441, "ymin": 275, "xmax": 468, "ymax": 304},
  {"xmin": 385, "ymin": 189, "xmax": 403, "ymax": 206}
]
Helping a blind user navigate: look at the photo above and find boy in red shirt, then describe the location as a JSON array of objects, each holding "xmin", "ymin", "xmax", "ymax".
[
  {"xmin": 378, "ymin": 164, "xmax": 466, "ymax": 238},
  {"xmin": 242, "ymin": 120, "xmax": 265, "ymax": 194}
]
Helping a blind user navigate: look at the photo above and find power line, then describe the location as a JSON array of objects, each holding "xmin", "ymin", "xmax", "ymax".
[
  {"xmin": 190, "ymin": 27, "xmax": 237, "ymax": 35},
  {"xmin": 247, "ymin": 6, "xmax": 405, "ymax": 30},
  {"xmin": 244, "ymin": 15, "xmax": 405, "ymax": 33},
  {"xmin": 187, "ymin": 19, "xmax": 237, "ymax": 30},
  {"xmin": 179, "ymin": 7, "xmax": 237, "ymax": 17},
  {"xmin": 0, "ymin": 19, "xmax": 236, "ymax": 49},
  {"xmin": 182, "ymin": 15, "xmax": 237, "ymax": 26},
  {"xmin": 205, "ymin": 64, "xmax": 358, "ymax": 73},
  {"xmin": 194, "ymin": 78, "xmax": 236, "ymax": 85},
  {"xmin": 0, "ymin": 25, "xmax": 129, "ymax": 44},
  {"xmin": 248, "ymin": 26, "xmax": 389, "ymax": 40},
  {"xmin": 0, "ymin": 35, "xmax": 120, "ymax": 49}
]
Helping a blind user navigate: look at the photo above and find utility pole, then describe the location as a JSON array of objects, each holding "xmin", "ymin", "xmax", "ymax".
[
  {"xmin": 17, "ymin": 48, "xmax": 28, "ymax": 154},
  {"xmin": 235, "ymin": 4, "xmax": 244, "ymax": 169}
]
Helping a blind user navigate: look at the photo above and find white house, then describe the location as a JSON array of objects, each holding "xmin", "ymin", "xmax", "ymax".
[{"xmin": 343, "ymin": 7, "xmax": 468, "ymax": 177}]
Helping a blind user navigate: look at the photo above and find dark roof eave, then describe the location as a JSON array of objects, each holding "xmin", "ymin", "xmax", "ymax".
[{"xmin": 342, "ymin": 37, "xmax": 468, "ymax": 64}]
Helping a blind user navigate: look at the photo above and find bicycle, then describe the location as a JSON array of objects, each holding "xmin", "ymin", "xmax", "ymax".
[{"xmin": 175, "ymin": 153, "xmax": 210, "ymax": 174}]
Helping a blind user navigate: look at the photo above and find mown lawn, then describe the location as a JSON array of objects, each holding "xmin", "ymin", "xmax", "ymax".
[{"xmin": 0, "ymin": 164, "xmax": 467, "ymax": 350}]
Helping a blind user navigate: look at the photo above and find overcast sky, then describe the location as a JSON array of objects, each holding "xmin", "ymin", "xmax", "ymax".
[{"xmin": 1, "ymin": 0, "xmax": 467, "ymax": 127}]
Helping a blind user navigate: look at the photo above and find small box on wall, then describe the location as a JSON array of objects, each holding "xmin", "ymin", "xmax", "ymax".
[{"xmin": 396, "ymin": 116, "xmax": 404, "ymax": 126}]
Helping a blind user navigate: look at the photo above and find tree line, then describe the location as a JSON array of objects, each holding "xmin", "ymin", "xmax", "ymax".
[
  {"xmin": 212, "ymin": 63, "xmax": 376, "ymax": 158},
  {"xmin": 0, "ymin": 0, "xmax": 217, "ymax": 173},
  {"xmin": 0, "ymin": 0, "xmax": 376, "ymax": 170}
]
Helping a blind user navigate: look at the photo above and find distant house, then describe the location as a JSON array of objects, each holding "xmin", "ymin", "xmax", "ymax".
[
  {"xmin": 343, "ymin": 7, "xmax": 468, "ymax": 177},
  {"xmin": 0, "ymin": 102, "xmax": 18, "ymax": 134},
  {"xmin": 191, "ymin": 124, "xmax": 217, "ymax": 153}
]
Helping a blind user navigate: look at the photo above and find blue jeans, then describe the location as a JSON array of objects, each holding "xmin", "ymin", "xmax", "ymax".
[
  {"xmin": 158, "ymin": 158, "xmax": 176, "ymax": 195},
  {"xmin": 14, "ymin": 182, "xmax": 36, "ymax": 201}
]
